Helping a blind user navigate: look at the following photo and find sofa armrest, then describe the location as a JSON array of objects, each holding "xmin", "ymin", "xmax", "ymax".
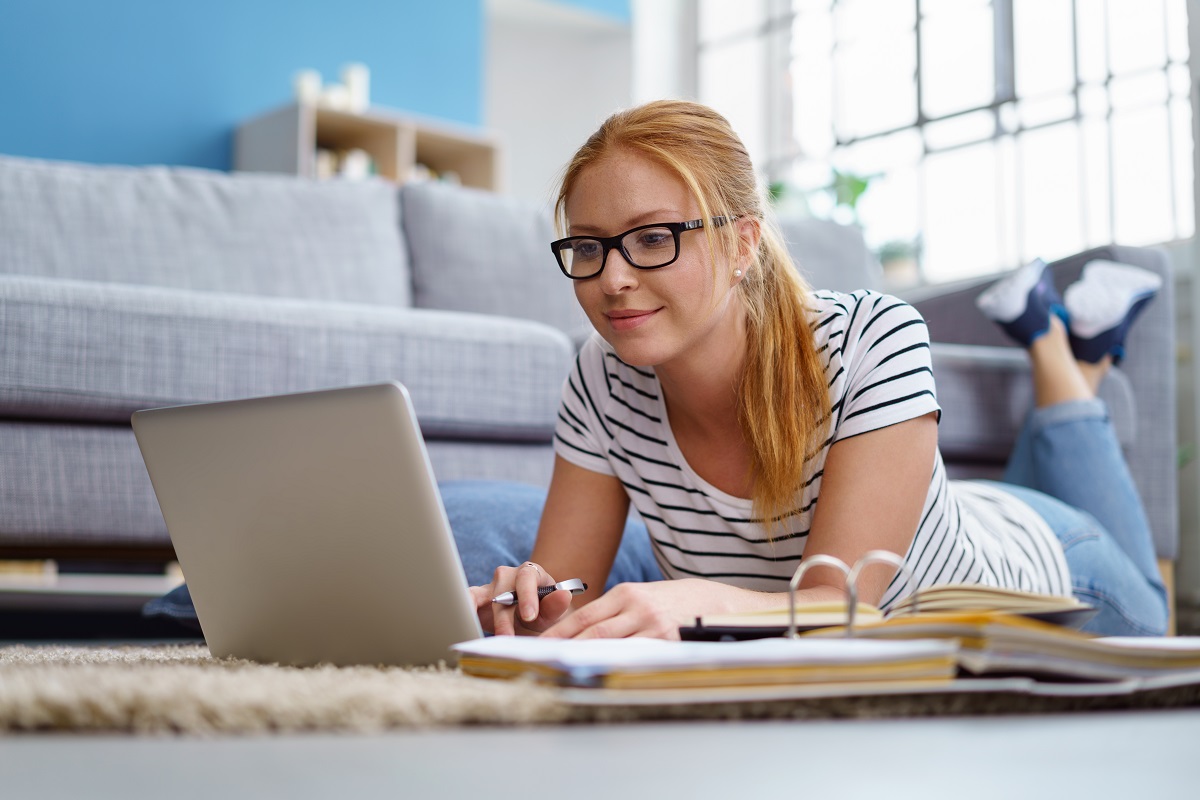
[
  {"xmin": 908, "ymin": 246, "xmax": 1178, "ymax": 561},
  {"xmin": 932, "ymin": 343, "xmax": 1136, "ymax": 461}
]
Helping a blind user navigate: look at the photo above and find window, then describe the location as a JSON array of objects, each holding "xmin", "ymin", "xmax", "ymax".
[{"xmin": 697, "ymin": 0, "xmax": 1194, "ymax": 285}]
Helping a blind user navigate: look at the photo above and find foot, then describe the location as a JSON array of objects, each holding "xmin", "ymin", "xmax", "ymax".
[
  {"xmin": 1064, "ymin": 260, "xmax": 1162, "ymax": 364},
  {"xmin": 975, "ymin": 258, "xmax": 1068, "ymax": 347}
]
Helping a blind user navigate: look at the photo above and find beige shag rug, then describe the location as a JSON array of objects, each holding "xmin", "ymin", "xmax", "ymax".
[
  {"xmin": 5, "ymin": 644, "xmax": 1200, "ymax": 735},
  {"xmin": 0, "ymin": 644, "xmax": 568, "ymax": 734}
]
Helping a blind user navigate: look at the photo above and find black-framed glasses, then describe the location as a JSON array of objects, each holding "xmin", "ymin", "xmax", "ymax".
[{"xmin": 550, "ymin": 217, "xmax": 729, "ymax": 279}]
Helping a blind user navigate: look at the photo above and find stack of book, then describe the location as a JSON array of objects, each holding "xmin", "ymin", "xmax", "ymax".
[{"xmin": 452, "ymin": 579, "xmax": 1200, "ymax": 704}]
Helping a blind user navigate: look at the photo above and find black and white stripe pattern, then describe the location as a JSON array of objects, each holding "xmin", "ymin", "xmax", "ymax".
[{"xmin": 554, "ymin": 290, "xmax": 1071, "ymax": 608}]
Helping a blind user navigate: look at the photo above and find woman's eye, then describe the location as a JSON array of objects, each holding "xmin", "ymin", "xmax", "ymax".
[
  {"xmin": 574, "ymin": 241, "xmax": 603, "ymax": 260},
  {"xmin": 636, "ymin": 230, "xmax": 672, "ymax": 248}
]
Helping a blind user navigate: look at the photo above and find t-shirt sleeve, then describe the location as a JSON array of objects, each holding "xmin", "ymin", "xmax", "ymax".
[
  {"xmin": 552, "ymin": 339, "xmax": 617, "ymax": 476},
  {"xmin": 833, "ymin": 293, "xmax": 941, "ymax": 442}
]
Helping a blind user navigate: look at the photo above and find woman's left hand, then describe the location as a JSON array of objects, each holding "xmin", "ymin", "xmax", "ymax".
[{"xmin": 539, "ymin": 578, "xmax": 758, "ymax": 640}]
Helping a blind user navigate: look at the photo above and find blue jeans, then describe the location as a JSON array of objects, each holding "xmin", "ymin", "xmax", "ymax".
[
  {"xmin": 442, "ymin": 480, "xmax": 663, "ymax": 591},
  {"xmin": 988, "ymin": 398, "xmax": 1168, "ymax": 636}
]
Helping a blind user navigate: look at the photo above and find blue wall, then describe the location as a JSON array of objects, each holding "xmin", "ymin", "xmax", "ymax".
[
  {"xmin": 556, "ymin": 0, "xmax": 630, "ymax": 23},
  {"xmin": 0, "ymin": 0, "xmax": 483, "ymax": 171}
]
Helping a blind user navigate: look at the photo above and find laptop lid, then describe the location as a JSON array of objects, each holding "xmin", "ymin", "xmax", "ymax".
[{"xmin": 132, "ymin": 382, "xmax": 484, "ymax": 667}]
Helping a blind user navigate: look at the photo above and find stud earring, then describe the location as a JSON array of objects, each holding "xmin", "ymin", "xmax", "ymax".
[{"xmin": 734, "ymin": 269, "xmax": 743, "ymax": 278}]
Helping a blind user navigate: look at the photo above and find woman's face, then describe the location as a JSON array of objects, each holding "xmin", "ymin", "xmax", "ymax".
[{"xmin": 564, "ymin": 149, "xmax": 746, "ymax": 370}]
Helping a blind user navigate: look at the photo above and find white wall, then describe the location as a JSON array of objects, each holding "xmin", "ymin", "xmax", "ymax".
[
  {"xmin": 631, "ymin": 0, "xmax": 697, "ymax": 103},
  {"xmin": 484, "ymin": 0, "xmax": 633, "ymax": 210}
]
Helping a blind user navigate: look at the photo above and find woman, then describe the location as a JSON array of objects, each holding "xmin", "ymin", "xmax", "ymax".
[{"xmin": 465, "ymin": 99, "xmax": 1167, "ymax": 639}]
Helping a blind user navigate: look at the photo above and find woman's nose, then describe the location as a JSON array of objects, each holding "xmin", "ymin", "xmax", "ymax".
[{"xmin": 597, "ymin": 248, "xmax": 639, "ymax": 293}]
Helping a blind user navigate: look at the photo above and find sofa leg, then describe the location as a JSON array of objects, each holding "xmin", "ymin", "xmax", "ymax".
[{"xmin": 1158, "ymin": 558, "xmax": 1176, "ymax": 636}]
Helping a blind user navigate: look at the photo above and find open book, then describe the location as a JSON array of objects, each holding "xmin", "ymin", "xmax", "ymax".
[
  {"xmin": 888, "ymin": 584, "xmax": 1095, "ymax": 626},
  {"xmin": 452, "ymin": 635, "xmax": 959, "ymax": 690},
  {"xmin": 806, "ymin": 612, "xmax": 1200, "ymax": 682},
  {"xmin": 683, "ymin": 583, "xmax": 1094, "ymax": 640}
]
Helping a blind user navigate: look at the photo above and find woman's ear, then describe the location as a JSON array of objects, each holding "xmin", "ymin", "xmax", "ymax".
[{"xmin": 735, "ymin": 217, "xmax": 762, "ymax": 271}]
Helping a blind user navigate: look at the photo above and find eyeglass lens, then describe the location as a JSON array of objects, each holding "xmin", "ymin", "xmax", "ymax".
[{"xmin": 560, "ymin": 226, "xmax": 678, "ymax": 277}]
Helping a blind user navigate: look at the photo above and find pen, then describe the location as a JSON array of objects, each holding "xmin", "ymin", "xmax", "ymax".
[{"xmin": 491, "ymin": 577, "xmax": 588, "ymax": 606}]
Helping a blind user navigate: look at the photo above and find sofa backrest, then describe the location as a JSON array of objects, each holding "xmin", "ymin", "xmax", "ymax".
[
  {"xmin": 778, "ymin": 216, "xmax": 885, "ymax": 293},
  {"xmin": 0, "ymin": 154, "xmax": 412, "ymax": 306},
  {"xmin": 401, "ymin": 181, "xmax": 589, "ymax": 340}
]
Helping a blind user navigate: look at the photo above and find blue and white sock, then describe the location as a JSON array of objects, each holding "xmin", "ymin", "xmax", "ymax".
[
  {"xmin": 975, "ymin": 258, "xmax": 1068, "ymax": 347},
  {"xmin": 1064, "ymin": 260, "xmax": 1162, "ymax": 364}
]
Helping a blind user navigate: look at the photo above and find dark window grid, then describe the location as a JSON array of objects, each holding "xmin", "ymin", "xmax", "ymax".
[{"xmin": 700, "ymin": 0, "xmax": 1190, "ymax": 277}]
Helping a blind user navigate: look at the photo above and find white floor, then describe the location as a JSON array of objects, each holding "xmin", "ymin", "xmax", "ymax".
[{"xmin": 3, "ymin": 711, "xmax": 1200, "ymax": 799}]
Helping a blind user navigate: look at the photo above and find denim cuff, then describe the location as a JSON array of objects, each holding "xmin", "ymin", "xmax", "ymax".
[{"xmin": 1027, "ymin": 397, "xmax": 1109, "ymax": 435}]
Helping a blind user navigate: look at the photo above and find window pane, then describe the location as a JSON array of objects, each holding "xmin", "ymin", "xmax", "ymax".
[
  {"xmin": 1018, "ymin": 94, "xmax": 1076, "ymax": 128},
  {"xmin": 845, "ymin": 133, "xmax": 923, "ymax": 250},
  {"xmin": 1079, "ymin": 85, "xmax": 1109, "ymax": 119},
  {"xmin": 1110, "ymin": 72, "xmax": 1170, "ymax": 111},
  {"xmin": 922, "ymin": 141, "xmax": 1003, "ymax": 281},
  {"xmin": 924, "ymin": 110, "xmax": 995, "ymax": 151},
  {"xmin": 1108, "ymin": 0, "xmax": 1166, "ymax": 74},
  {"xmin": 998, "ymin": 101, "xmax": 1020, "ymax": 134},
  {"xmin": 1080, "ymin": 119, "xmax": 1113, "ymax": 247},
  {"xmin": 920, "ymin": 2, "xmax": 994, "ymax": 118},
  {"xmin": 833, "ymin": 31, "xmax": 917, "ymax": 138},
  {"xmin": 1166, "ymin": 0, "xmax": 1190, "ymax": 62},
  {"xmin": 1019, "ymin": 123, "xmax": 1083, "ymax": 260},
  {"xmin": 837, "ymin": 129, "xmax": 923, "ymax": 176},
  {"xmin": 834, "ymin": 0, "xmax": 915, "ymax": 40},
  {"xmin": 1172, "ymin": 98, "xmax": 1195, "ymax": 238},
  {"xmin": 700, "ymin": 40, "xmax": 768, "ymax": 166},
  {"xmin": 1111, "ymin": 108, "xmax": 1174, "ymax": 245},
  {"xmin": 782, "ymin": 159, "xmax": 836, "ymax": 214},
  {"xmin": 699, "ymin": 0, "xmax": 768, "ymax": 43},
  {"xmin": 1075, "ymin": 4, "xmax": 1108, "ymax": 84},
  {"xmin": 1169, "ymin": 63, "xmax": 1191, "ymax": 98},
  {"xmin": 791, "ymin": 7, "xmax": 836, "ymax": 158},
  {"xmin": 1014, "ymin": 0, "xmax": 1075, "ymax": 98},
  {"xmin": 792, "ymin": 0, "xmax": 833, "ymax": 13}
]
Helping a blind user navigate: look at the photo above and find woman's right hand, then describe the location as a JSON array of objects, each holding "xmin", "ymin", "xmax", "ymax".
[{"xmin": 469, "ymin": 561, "xmax": 575, "ymax": 636}]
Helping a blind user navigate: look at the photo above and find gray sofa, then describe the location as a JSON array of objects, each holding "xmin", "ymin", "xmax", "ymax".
[
  {"xmin": 781, "ymin": 218, "xmax": 1177, "ymax": 571},
  {"xmin": 0, "ymin": 153, "xmax": 586, "ymax": 561},
  {"xmin": 0, "ymin": 153, "xmax": 1177, "ymax": 589}
]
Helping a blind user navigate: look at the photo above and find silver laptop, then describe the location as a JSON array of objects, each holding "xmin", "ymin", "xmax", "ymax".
[{"xmin": 131, "ymin": 382, "xmax": 484, "ymax": 667}]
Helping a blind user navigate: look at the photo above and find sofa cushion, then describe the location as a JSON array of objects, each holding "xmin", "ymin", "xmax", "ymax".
[
  {"xmin": 401, "ymin": 181, "xmax": 590, "ymax": 340},
  {"xmin": 0, "ymin": 422, "xmax": 559, "ymax": 549},
  {"xmin": 779, "ymin": 216, "xmax": 885, "ymax": 293},
  {"xmin": 0, "ymin": 154, "xmax": 411, "ymax": 306},
  {"xmin": 932, "ymin": 343, "xmax": 1136, "ymax": 461},
  {"xmin": 0, "ymin": 275, "xmax": 571, "ymax": 440}
]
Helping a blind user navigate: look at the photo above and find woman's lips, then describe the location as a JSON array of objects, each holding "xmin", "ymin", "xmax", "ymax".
[{"xmin": 606, "ymin": 308, "xmax": 660, "ymax": 332}]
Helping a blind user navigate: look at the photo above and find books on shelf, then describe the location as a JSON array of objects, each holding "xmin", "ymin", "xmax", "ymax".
[{"xmin": 315, "ymin": 147, "xmax": 377, "ymax": 180}]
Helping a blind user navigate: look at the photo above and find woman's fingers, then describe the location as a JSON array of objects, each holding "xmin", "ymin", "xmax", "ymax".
[
  {"xmin": 531, "ymin": 587, "xmax": 573, "ymax": 630},
  {"xmin": 542, "ymin": 592, "xmax": 618, "ymax": 638},
  {"xmin": 514, "ymin": 563, "xmax": 546, "ymax": 624},
  {"xmin": 540, "ymin": 583, "xmax": 681, "ymax": 640},
  {"xmin": 471, "ymin": 562, "xmax": 562, "ymax": 635}
]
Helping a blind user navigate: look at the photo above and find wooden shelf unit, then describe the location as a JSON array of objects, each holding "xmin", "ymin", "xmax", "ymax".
[{"xmin": 234, "ymin": 103, "xmax": 500, "ymax": 190}]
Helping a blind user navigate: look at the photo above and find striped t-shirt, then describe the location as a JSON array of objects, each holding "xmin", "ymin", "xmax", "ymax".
[{"xmin": 553, "ymin": 289, "xmax": 1071, "ymax": 609}]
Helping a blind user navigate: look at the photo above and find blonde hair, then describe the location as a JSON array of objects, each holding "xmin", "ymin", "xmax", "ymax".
[{"xmin": 555, "ymin": 100, "xmax": 831, "ymax": 529}]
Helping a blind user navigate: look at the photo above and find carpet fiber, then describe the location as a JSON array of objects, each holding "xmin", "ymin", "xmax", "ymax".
[{"xmin": 4, "ymin": 644, "xmax": 1200, "ymax": 735}]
